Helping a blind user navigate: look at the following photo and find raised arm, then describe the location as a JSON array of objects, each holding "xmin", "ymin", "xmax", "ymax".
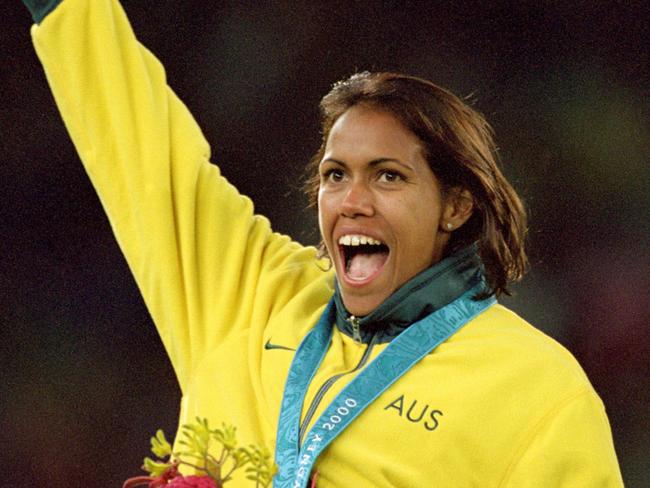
[{"xmin": 23, "ymin": 0, "xmax": 319, "ymax": 390}]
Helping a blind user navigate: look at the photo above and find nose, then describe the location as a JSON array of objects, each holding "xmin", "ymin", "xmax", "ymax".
[{"xmin": 340, "ymin": 180, "xmax": 374, "ymax": 218}]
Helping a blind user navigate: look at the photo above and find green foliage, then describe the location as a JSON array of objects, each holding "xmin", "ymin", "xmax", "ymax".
[
  {"xmin": 143, "ymin": 456, "xmax": 173, "ymax": 477},
  {"xmin": 243, "ymin": 444, "xmax": 277, "ymax": 487},
  {"xmin": 142, "ymin": 417, "xmax": 276, "ymax": 487},
  {"xmin": 150, "ymin": 429, "xmax": 173, "ymax": 458}
]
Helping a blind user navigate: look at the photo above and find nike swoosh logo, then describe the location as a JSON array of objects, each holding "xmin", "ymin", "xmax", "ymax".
[{"xmin": 264, "ymin": 339, "xmax": 295, "ymax": 351}]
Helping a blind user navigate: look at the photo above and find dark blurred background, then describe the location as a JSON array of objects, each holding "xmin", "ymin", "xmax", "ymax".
[{"xmin": 1, "ymin": 1, "xmax": 649, "ymax": 486}]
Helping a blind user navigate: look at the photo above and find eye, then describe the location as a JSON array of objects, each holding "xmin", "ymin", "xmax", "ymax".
[
  {"xmin": 377, "ymin": 170, "xmax": 404, "ymax": 183},
  {"xmin": 321, "ymin": 168, "xmax": 345, "ymax": 183}
]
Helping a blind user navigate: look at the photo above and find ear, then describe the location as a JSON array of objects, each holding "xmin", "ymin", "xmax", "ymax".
[{"xmin": 440, "ymin": 188, "xmax": 473, "ymax": 232}]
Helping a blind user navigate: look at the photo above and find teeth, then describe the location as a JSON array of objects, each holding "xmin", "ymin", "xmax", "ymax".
[{"xmin": 338, "ymin": 234, "xmax": 384, "ymax": 246}]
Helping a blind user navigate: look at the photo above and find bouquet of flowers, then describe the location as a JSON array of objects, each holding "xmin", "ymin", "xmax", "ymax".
[{"xmin": 123, "ymin": 418, "xmax": 277, "ymax": 488}]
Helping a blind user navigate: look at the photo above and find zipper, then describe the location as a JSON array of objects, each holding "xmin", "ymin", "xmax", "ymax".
[
  {"xmin": 298, "ymin": 332, "xmax": 378, "ymax": 446},
  {"xmin": 349, "ymin": 315, "xmax": 362, "ymax": 342}
]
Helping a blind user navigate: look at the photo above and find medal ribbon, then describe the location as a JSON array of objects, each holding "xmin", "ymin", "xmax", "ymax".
[{"xmin": 274, "ymin": 283, "xmax": 495, "ymax": 488}]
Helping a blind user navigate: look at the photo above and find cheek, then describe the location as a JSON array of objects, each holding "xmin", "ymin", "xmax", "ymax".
[
  {"xmin": 397, "ymin": 196, "xmax": 441, "ymax": 254},
  {"xmin": 317, "ymin": 190, "xmax": 331, "ymax": 237}
]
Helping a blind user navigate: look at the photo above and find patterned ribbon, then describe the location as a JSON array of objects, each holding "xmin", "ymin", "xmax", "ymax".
[{"xmin": 274, "ymin": 283, "xmax": 496, "ymax": 488}]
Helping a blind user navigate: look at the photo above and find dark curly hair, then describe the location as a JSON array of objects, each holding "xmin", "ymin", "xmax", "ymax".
[{"xmin": 304, "ymin": 72, "xmax": 528, "ymax": 297}]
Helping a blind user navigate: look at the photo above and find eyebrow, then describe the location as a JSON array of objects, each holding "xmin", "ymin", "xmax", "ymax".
[{"xmin": 321, "ymin": 157, "xmax": 414, "ymax": 171}]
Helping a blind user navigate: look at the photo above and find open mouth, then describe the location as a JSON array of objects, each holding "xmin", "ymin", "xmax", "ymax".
[{"xmin": 338, "ymin": 234, "xmax": 389, "ymax": 282}]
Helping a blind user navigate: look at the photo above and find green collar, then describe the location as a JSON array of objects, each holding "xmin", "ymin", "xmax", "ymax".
[{"xmin": 333, "ymin": 244, "xmax": 486, "ymax": 344}]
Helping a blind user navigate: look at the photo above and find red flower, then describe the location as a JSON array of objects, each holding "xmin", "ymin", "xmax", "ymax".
[
  {"xmin": 309, "ymin": 470, "xmax": 319, "ymax": 488},
  {"xmin": 167, "ymin": 475, "xmax": 219, "ymax": 488},
  {"xmin": 123, "ymin": 463, "xmax": 181, "ymax": 488}
]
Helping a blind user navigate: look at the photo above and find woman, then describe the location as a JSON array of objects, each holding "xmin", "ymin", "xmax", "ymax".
[{"xmin": 21, "ymin": 0, "xmax": 622, "ymax": 486}]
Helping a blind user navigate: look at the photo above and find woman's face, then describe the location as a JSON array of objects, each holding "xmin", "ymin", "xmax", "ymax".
[{"xmin": 318, "ymin": 105, "xmax": 453, "ymax": 316}]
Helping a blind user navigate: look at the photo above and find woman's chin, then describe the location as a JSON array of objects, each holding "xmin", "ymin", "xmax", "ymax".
[
  {"xmin": 338, "ymin": 280, "xmax": 390, "ymax": 317},
  {"xmin": 335, "ymin": 258, "xmax": 394, "ymax": 316}
]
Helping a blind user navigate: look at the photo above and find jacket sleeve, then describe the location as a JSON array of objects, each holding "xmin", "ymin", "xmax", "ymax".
[
  {"xmin": 26, "ymin": 0, "xmax": 316, "ymax": 391},
  {"xmin": 501, "ymin": 390, "xmax": 624, "ymax": 487}
]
